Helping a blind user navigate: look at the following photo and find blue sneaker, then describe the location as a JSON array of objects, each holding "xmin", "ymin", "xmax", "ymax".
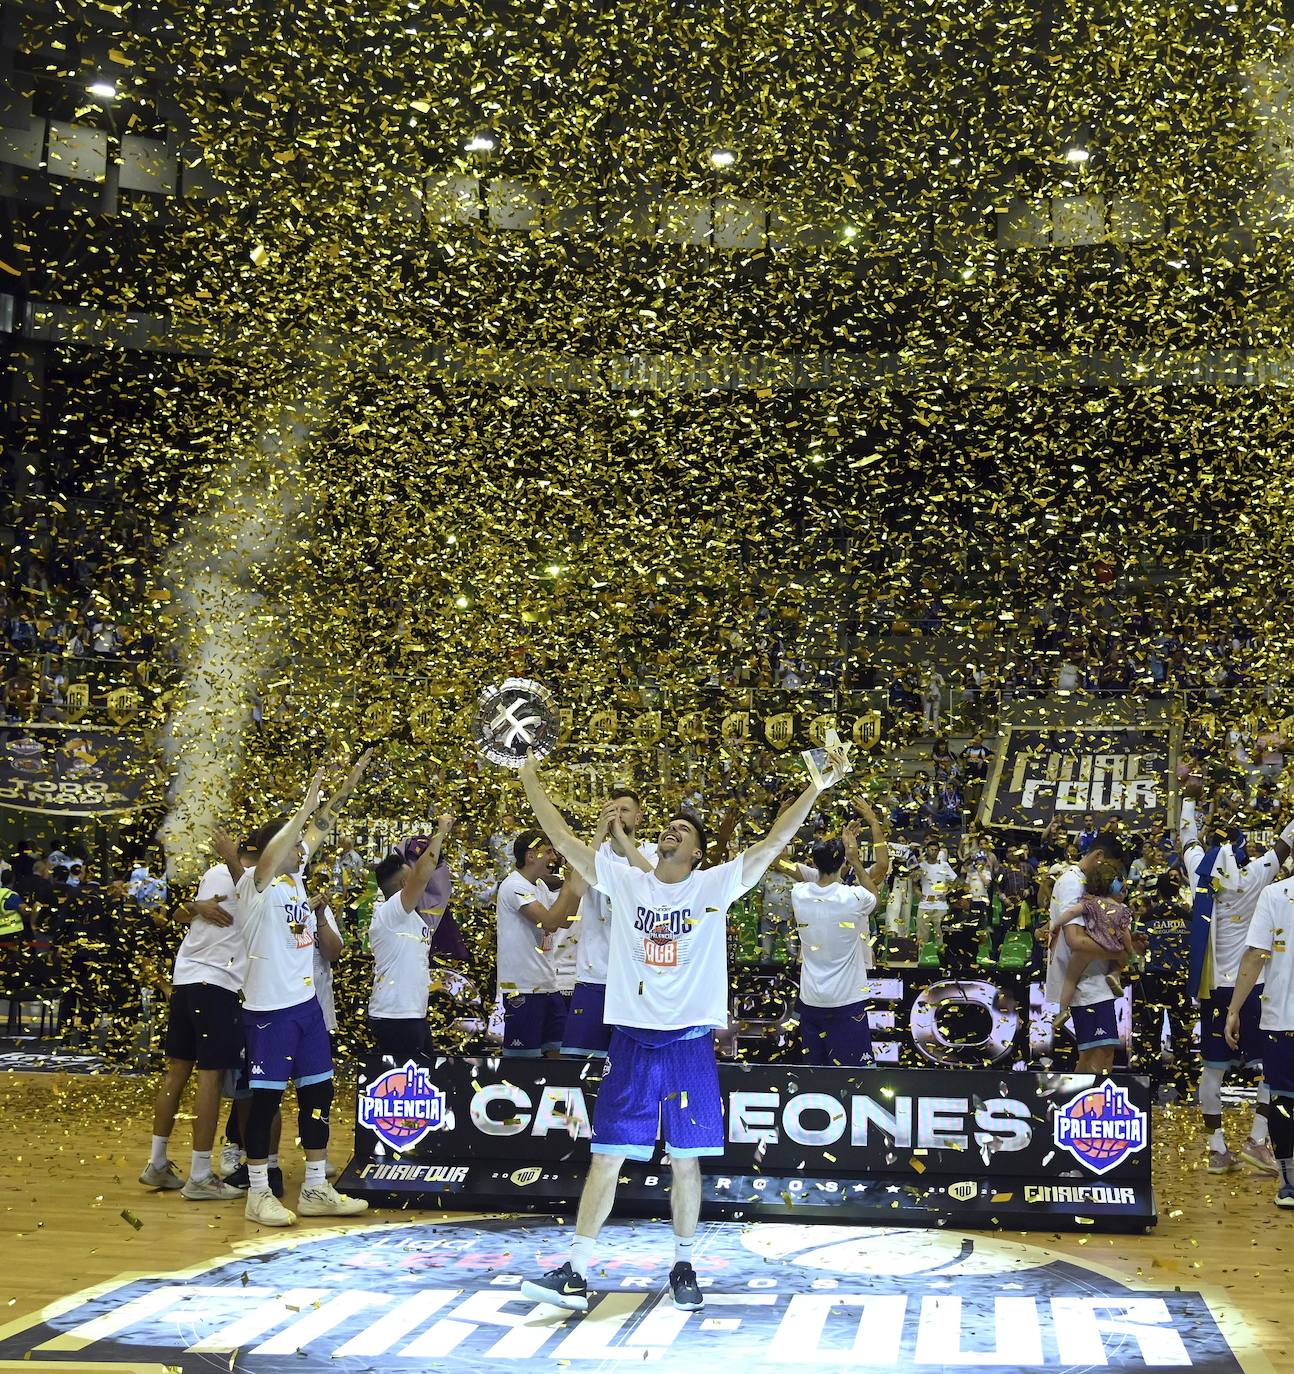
[{"xmin": 1276, "ymin": 1185, "xmax": 1294, "ymax": 1210}]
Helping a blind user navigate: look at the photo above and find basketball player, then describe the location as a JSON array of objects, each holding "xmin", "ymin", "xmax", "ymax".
[
  {"xmin": 139, "ymin": 829, "xmax": 254, "ymax": 1201},
  {"xmin": 518, "ymin": 742, "xmax": 849, "ymax": 1313},
  {"xmin": 1227, "ymin": 877, "xmax": 1294, "ymax": 1208},
  {"xmin": 1045, "ymin": 832, "xmax": 1127, "ymax": 1072},
  {"xmin": 562, "ymin": 789, "xmax": 657, "ymax": 1058},
  {"xmin": 237, "ymin": 751, "xmax": 374, "ymax": 1226},
  {"xmin": 793, "ymin": 802, "xmax": 890, "ymax": 1066},
  {"xmin": 1181, "ymin": 784, "xmax": 1294, "ymax": 1173},
  {"xmin": 496, "ymin": 832, "xmax": 582, "ymax": 1057},
  {"xmin": 367, "ymin": 815, "xmax": 454, "ymax": 1059}
]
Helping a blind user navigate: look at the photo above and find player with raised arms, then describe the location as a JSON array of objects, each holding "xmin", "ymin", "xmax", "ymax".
[
  {"xmin": 237, "ymin": 748, "xmax": 374, "ymax": 1226},
  {"xmin": 517, "ymin": 740, "xmax": 850, "ymax": 1314}
]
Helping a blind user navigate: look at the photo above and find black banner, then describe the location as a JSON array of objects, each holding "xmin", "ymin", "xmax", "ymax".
[
  {"xmin": 980, "ymin": 724, "xmax": 1178, "ymax": 833},
  {"xmin": 341, "ymin": 1057, "xmax": 1155, "ymax": 1232},
  {"xmin": 0, "ymin": 725, "xmax": 154, "ymax": 816}
]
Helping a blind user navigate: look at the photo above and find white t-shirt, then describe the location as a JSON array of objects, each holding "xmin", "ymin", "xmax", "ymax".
[
  {"xmin": 496, "ymin": 871, "xmax": 560, "ymax": 994},
  {"xmin": 792, "ymin": 880, "xmax": 878, "ymax": 1008},
  {"xmin": 368, "ymin": 889, "xmax": 438, "ymax": 1019},
  {"xmin": 1045, "ymin": 868, "xmax": 1114, "ymax": 1008},
  {"xmin": 576, "ymin": 840, "xmax": 659, "ymax": 985},
  {"xmin": 918, "ymin": 857, "xmax": 957, "ymax": 907},
  {"xmin": 1183, "ymin": 840, "xmax": 1282, "ymax": 986},
  {"xmin": 547, "ymin": 922, "xmax": 579, "ymax": 994},
  {"xmin": 237, "ymin": 869, "xmax": 318, "ymax": 1012},
  {"xmin": 597, "ymin": 849, "xmax": 751, "ymax": 1031},
  {"xmin": 1248, "ymin": 879, "xmax": 1294, "ymax": 1031},
  {"xmin": 313, "ymin": 904, "xmax": 341, "ymax": 1033},
  {"xmin": 172, "ymin": 863, "xmax": 248, "ymax": 994}
]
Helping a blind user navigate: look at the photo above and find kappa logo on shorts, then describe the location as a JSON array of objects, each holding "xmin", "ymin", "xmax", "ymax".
[{"xmin": 1053, "ymin": 1079, "xmax": 1148, "ymax": 1176}]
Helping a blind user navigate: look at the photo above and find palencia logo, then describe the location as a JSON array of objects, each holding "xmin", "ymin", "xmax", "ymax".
[{"xmin": 0, "ymin": 1217, "xmax": 1252, "ymax": 1373}]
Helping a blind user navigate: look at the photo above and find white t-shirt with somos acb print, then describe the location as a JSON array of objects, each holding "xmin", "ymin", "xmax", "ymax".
[
  {"xmin": 597, "ymin": 850, "xmax": 752, "ymax": 1032},
  {"xmin": 237, "ymin": 869, "xmax": 318, "ymax": 1012}
]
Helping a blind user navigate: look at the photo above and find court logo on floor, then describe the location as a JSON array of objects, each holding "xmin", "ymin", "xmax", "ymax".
[{"xmin": 0, "ymin": 1216, "xmax": 1252, "ymax": 1373}]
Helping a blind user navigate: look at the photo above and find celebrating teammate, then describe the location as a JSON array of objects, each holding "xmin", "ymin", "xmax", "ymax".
[
  {"xmin": 517, "ymin": 741, "xmax": 849, "ymax": 1314},
  {"xmin": 495, "ymin": 831, "xmax": 583, "ymax": 1057},
  {"xmin": 1227, "ymin": 877, "xmax": 1294, "ymax": 1208},
  {"xmin": 792, "ymin": 801, "xmax": 890, "ymax": 1066},
  {"xmin": 1181, "ymin": 784, "xmax": 1294, "ymax": 1173},
  {"xmin": 367, "ymin": 815, "xmax": 455, "ymax": 1060},
  {"xmin": 562, "ymin": 789, "xmax": 657, "ymax": 1058},
  {"xmin": 139, "ymin": 828, "xmax": 257, "ymax": 1201},
  {"xmin": 237, "ymin": 749, "xmax": 373, "ymax": 1226}
]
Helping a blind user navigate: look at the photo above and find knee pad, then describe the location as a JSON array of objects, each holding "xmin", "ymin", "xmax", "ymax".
[
  {"xmin": 297, "ymin": 1078, "xmax": 334, "ymax": 1150},
  {"xmin": 244, "ymin": 1089, "xmax": 283, "ymax": 1157},
  {"xmin": 1198, "ymin": 1065, "xmax": 1225, "ymax": 1116}
]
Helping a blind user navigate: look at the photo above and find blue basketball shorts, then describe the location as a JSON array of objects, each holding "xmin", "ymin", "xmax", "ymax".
[
  {"xmin": 1201, "ymin": 983, "xmax": 1267, "ymax": 1069},
  {"xmin": 799, "ymin": 997, "xmax": 874, "ymax": 1067},
  {"xmin": 501, "ymin": 991, "xmax": 568, "ymax": 1057},
  {"xmin": 242, "ymin": 998, "xmax": 333, "ymax": 1090},
  {"xmin": 561, "ymin": 981, "xmax": 612, "ymax": 1057},
  {"xmin": 1265, "ymin": 1029, "xmax": 1294, "ymax": 1097},
  {"xmin": 1070, "ymin": 998, "xmax": 1120, "ymax": 1051},
  {"xmin": 591, "ymin": 1028, "xmax": 724, "ymax": 1161}
]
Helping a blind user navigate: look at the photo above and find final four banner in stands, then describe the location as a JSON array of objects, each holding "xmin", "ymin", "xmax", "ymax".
[
  {"xmin": 979, "ymin": 724, "xmax": 1179, "ymax": 834},
  {"xmin": 340, "ymin": 1057, "xmax": 1155, "ymax": 1233},
  {"xmin": 0, "ymin": 726, "xmax": 154, "ymax": 816}
]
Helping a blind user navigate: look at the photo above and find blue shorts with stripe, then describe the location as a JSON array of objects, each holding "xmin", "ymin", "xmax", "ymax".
[
  {"xmin": 242, "ymin": 998, "xmax": 333, "ymax": 1090},
  {"xmin": 591, "ymin": 1027, "xmax": 724, "ymax": 1161}
]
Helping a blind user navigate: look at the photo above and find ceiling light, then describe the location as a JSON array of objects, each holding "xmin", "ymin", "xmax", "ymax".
[
  {"xmin": 454, "ymin": 594, "xmax": 470, "ymax": 608},
  {"xmin": 464, "ymin": 132, "xmax": 497, "ymax": 154},
  {"xmin": 708, "ymin": 148, "xmax": 736, "ymax": 169},
  {"xmin": 1064, "ymin": 145, "xmax": 1090, "ymax": 164},
  {"xmin": 87, "ymin": 80, "xmax": 117, "ymax": 99}
]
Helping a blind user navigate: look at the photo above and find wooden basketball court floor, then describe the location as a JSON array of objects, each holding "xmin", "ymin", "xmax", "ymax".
[{"xmin": 0, "ymin": 1070, "xmax": 1289, "ymax": 1373}]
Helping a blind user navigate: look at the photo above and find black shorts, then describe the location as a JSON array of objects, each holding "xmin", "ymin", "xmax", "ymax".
[
  {"xmin": 164, "ymin": 982, "xmax": 246, "ymax": 1070},
  {"xmin": 369, "ymin": 1016, "xmax": 430, "ymax": 1061}
]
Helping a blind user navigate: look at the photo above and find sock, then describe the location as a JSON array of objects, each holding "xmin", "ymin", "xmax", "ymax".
[
  {"xmin": 248, "ymin": 1163, "xmax": 270, "ymax": 1194},
  {"xmin": 267, "ymin": 1153, "xmax": 280, "ymax": 1169},
  {"xmin": 150, "ymin": 1135, "xmax": 169, "ymax": 1169},
  {"xmin": 190, "ymin": 1150, "xmax": 212, "ymax": 1181},
  {"xmin": 1208, "ymin": 1128, "xmax": 1226, "ymax": 1153},
  {"xmin": 304, "ymin": 1158, "xmax": 327, "ymax": 1187},
  {"xmin": 1251, "ymin": 1114, "xmax": 1270, "ymax": 1145},
  {"xmin": 674, "ymin": 1235, "xmax": 694, "ymax": 1267},
  {"xmin": 569, "ymin": 1236, "xmax": 594, "ymax": 1278},
  {"xmin": 1279, "ymin": 1158, "xmax": 1294, "ymax": 1189}
]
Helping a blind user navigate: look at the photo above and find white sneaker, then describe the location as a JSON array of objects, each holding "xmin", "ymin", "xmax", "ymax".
[
  {"xmin": 218, "ymin": 1144, "xmax": 243, "ymax": 1176},
  {"xmin": 325, "ymin": 1160, "xmax": 340, "ymax": 1181},
  {"xmin": 297, "ymin": 1182, "xmax": 368, "ymax": 1217},
  {"xmin": 182, "ymin": 1173, "xmax": 245, "ymax": 1201},
  {"xmin": 139, "ymin": 1161, "xmax": 184, "ymax": 1191},
  {"xmin": 245, "ymin": 1188, "xmax": 296, "ymax": 1227}
]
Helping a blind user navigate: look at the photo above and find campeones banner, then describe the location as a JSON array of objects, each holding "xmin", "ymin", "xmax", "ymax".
[
  {"xmin": 341, "ymin": 1058, "xmax": 1155, "ymax": 1233},
  {"xmin": 0, "ymin": 725, "xmax": 154, "ymax": 816},
  {"xmin": 980, "ymin": 724, "xmax": 1178, "ymax": 833}
]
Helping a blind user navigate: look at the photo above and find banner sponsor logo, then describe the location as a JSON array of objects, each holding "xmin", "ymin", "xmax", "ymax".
[
  {"xmin": 357, "ymin": 1060, "xmax": 447, "ymax": 1152},
  {"xmin": 1054, "ymin": 1080, "xmax": 1148, "ymax": 1175},
  {"xmin": 356, "ymin": 1163, "xmax": 468, "ymax": 1182},
  {"xmin": 1024, "ymin": 1185, "xmax": 1137, "ymax": 1204},
  {"xmin": 946, "ymin": 1181, "xmax": 979, "ymax": 1201},
  {"xmin": 0, "ymin": 1217, "xmax": 1248, "ymax": 1371},
  {"xmin": 510, "ymin": 1167, "xmax": 543, "ymax": 1186}
]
